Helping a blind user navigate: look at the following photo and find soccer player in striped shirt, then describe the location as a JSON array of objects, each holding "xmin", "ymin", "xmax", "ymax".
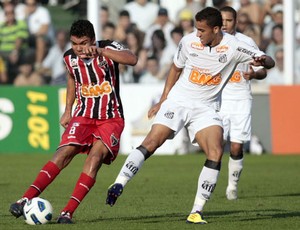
[{"xmin": 9, "ymin": 19, "xmax": 137, "ymax": 224}]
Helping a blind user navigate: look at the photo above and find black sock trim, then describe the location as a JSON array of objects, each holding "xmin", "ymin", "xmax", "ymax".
[
  {"xmin": 137, "ymin": 145, "xmax": 152, "ymax": 160},
  {"xmin": 204, "ymin": 159, "xmax": 221, "ymax": 171},
  {"xmin": 230, "ymin": 152, "xmax": 243, "ymax": 160}
]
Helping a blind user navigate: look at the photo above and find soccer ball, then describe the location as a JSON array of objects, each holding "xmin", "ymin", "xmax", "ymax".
[{"xmin": 23, "ymin": 197, "xmax": 53, "ymax": 225}]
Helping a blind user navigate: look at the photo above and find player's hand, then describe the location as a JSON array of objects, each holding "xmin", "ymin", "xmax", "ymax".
[
  {"xmin": 250, "ymin": 55, "xmax": 267, "ymax": 67},
  {"xmin": 60, "ymin": 112, "xmax": 72, "ymax": 128},
  {"xmin": 80, "ymin": 46, "xmax": 102, "ymax": 59},
  {"xmin": 148, "ymin": 102, "xmax": 162, "ymax": 119},
  {"xmin": 243, "ymin": 65, "xmax": 255, "ymax": 80}
]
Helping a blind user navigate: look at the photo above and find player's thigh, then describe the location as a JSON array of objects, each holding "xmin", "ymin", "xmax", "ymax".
[
  {"xmin": 195, "ymin": 125, "xmax": 224, "ymax": 161},
  {"xmin": 141, "ymin": 124, "xmax": 174, "ymax": 152}
]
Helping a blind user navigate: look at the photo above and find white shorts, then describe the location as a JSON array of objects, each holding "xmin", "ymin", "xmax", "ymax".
[
  {"xmin": 218, "ymin": 99, "xmax": 252, "ymax": 143},
  {"xmin": 153, "ymin": 98, "xmax": 223, "ymax": 144}
]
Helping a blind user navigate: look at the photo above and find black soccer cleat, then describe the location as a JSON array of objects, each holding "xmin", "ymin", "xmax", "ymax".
[
  {"xmin": 57, "ymin": 211, "xmax": 73, "ymax": 224},
  {"xmin": 9, "ymin": 198, "xmax": 28, "ymax": 218}
]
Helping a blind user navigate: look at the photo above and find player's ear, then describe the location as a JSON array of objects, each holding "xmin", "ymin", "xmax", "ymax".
[{"xmin": 213, "ymin": 26, "xmax": 220, "ymax": 34}]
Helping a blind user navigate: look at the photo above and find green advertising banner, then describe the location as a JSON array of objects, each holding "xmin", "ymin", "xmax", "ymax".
[{"xmin": 0, "ymin": 86, "xmax": 61, "ymax": 154}]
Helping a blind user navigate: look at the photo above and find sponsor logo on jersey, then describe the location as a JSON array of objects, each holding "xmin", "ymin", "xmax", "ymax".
[
  {"xmin": 190, "ymin": 53, "xmax": 198, "ymax": 57},
  {"xmin": 177, "ymin": 43, "xmax": 182, "ymax": 60},
  {"xmin": 71, "ymin": 58, "xmax": 78, "ymax": 68},
  {"xmin": 81, "ymin": 81, "xmax": 112, "ymax": 98},
  {"xmin": 191, "ymin": 42, "xmax": 204, "ymax": 50},
  {"xmin": 237, "ymin": 47, "xmax": 255, "ymax": 57},
  {"xmin": 111, "ymin": 41, "xmax": 125, "ymax": 50},
  {"xmin": 219, "ymin": 54, "xmax": 227, "ymax": 63},
  {"xmin": 216, "ymin": 45, "xmax": 228, "ymax": 53},
  {"xmin": 110, "ymin": 134, "xmax": 119, "ymax": 147},
  {"xmin": 164, "ymin": 111, "xmax": 174, "ymax": 119}
]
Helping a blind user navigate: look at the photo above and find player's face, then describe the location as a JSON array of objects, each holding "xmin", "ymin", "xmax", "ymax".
[
  {"xmin": 195, "ymin": 20, "xmax": 220, "ymax": 46},
  {"xmin": 70, "ymin": 36, "xmax": 95, "ymax": 57},
  {"xmin": 221, "ymin": 11, "xmax": 236, "ymax": 35}
]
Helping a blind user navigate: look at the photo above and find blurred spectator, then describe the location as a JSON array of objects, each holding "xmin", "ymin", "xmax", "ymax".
[
  {"xmin": 121, "ymin": 28, "xmax": 147, "ymax": 83},
  {"xmin": 38, "ymin": 29, "xmax": 70, "ymax": 85},
  {"xmin": 102, "ymin": 22, "xmax": 116, "ymax": 40},
  {"xmin": 261, "ymin": 0, "xmax": 283, "ymax": 26},
  {"xmin": 265, "ymin": 24, "xmax": 283, "ymax": 59},
  {"xmin": 0, "ymin": 55, "xmax": 7, "ymax": 83},
  {"xmin": 143, "ymin": 8, "xmax": 175, "ymax": 50},
  {"xmin": 139, "ymin": 56, "xmax": 162, "ymax": 84},
  {"xmin": 261, "ymin": 48, "xmax": 284, "ymax": 85},
  {"xmin": 123, "ymin": 0, "xmax": 159, "ymax": 33},
  {"xmin": 159, "ymin": 0, "xmax": 186, "ymax": 24},
  {"xmin": 0, "ymin": 0, "xmax": 26, "ymax": 23},
  {"xmin": 236, "ymin": 13, "xmax": 261, "ymax": 47},
  {"xmin": 13, "ymin": 58, "xmax": 43, "ymax": 86},
  {"xmin": 178, "ymin": 9, "xmax": 194, "ymax": 35},
  {"xmin": 0, "ymin": 2, "xmax": 28, "ymax": 84},
  {"xmin": 25, "ymin": 0, "xmax": 54, "ymax": 70},
  {"xmin": 176, "ymin": 0, "xmax": 206, "ymax": 24},
  {"xmin": 237, "ymin": 0, "xmax": 264, "ymax": 27},
  {"xmin": 212, "ymin": 0, "xmax": 228, "ymax": 10},
  {"xmin": 262, "ymin": 8, "xmax": 283, "ymax": 42},
  {"xmin": 114, "ymin": 10, "xmax": 136, "ymax": 44},
  {"xmin": 100, "ymin": 5, "xmax": 110, "ymax": 30},
  {"xmin": 146, "ymin": 29, "xmax": 172, "ymax": 81}
]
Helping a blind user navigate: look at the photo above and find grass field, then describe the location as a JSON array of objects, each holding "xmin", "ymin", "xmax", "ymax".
[{"xmin": 1, "ymin": 153, "xmax": 300, "ymax": 230}]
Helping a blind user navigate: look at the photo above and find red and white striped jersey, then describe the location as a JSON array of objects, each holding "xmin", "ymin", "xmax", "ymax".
[{"xmin": 63, "ymin": 40, "xmax": 125, "ymax": 120}]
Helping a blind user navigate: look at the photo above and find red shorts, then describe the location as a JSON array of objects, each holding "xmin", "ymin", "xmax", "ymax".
[{"xmin": 59, "ymin": 116, "xmax": 124, "ymax": 164}]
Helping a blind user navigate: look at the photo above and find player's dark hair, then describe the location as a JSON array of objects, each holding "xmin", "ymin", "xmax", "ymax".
[
  {"xmin": 220, "ymin": 6, "xmax": 237, "ymax": 21},
  {"xmin": 70, "ymin": 19, "xmax": 95, "ymax": 39},
  {"xmin": 195, "ymin": 7, "xmax": 223, "ymax": 28}
]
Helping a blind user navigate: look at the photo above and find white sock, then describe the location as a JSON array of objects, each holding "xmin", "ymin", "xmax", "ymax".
[
  {"xmin": 191, "ymin": 166, "xmax": 219, "ymax": 213},
  {"xmin": 114, "ymin": 148, "xmax": 145, "ymax": 187},
  {"xmin": 228, "ymin": 157, "xmax": 243, "ymax": 189}
]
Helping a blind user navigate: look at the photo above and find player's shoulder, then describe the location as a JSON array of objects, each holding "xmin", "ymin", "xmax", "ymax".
[
  {"xmin": 235, "ymin": 32, "xmax": 256, "ymax": 47},
  {"xmin": 97, "ymin": 40, "xmax": 126, "ymax": 50},
  {"xmin": 63, "ymin": 48, "xmax": 75, "ymax": 58}
]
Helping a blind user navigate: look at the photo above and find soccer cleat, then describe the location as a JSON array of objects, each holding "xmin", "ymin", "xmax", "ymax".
[
  {"xmin": 9, "ymin": 198, "xmax": 28, "ymax": 218},
  {"xmin": 106, "ymin": 183, "xmax": 123, "ymax": 207},
  {"xmin": 226, "ymin": 186, "xmax": 238, "ymax": 200},
  {"xmin": 57, "ymin": 211, "xmax": 73, "ymax": 224},
  {"xmin": 186, "ymin": 211, "xmax": 208, "ymax": 224}
]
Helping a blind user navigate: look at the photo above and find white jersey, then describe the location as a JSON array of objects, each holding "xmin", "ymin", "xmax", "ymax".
[
  {"xmin": 169, "ymin": 32, "xmax": 265, "ymax": 110},
  {"xmin": 222, "ymin": 32, "xmax": 259, "ymax": 100}
]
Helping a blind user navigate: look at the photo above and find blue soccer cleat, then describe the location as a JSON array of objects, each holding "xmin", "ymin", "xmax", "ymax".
[{"xmin": 106, "ymin": 183, "xmax": 123, "ymax": 207}]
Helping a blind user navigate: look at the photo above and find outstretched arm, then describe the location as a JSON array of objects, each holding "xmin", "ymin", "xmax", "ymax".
[
  {"xmin": 80, "ymin": 46, "xmax": 138, "ymax": 66},
  {"xmin": 251, "ymin": 55, "xmax": 275, "ymax": 69},
  {"xmin": 60, "ymin": 72, "xmax": 75, "ymax": 128},
  {"xmin": 243, "ymin": 66, "xmax": 267, "ymax": 81}
]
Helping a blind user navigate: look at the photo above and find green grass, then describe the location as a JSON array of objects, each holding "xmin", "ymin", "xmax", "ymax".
[{"xmin": 1, "ymin": 153, "xmax": 300, "ymax": 229}]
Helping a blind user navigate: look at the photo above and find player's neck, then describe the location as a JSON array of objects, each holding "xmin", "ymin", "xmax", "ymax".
[{"xmin": 209, "ymin": 33, "xmax": 223, "ymax": 48}]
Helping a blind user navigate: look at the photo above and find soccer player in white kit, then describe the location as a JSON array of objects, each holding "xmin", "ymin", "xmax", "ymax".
[
  {"xmin": 219, "ymin": 6, "xmax": 268, "ymax": 201},
  {"xmin": 106, "ymin": 7, "xmax": 275, "ymax": 224}
]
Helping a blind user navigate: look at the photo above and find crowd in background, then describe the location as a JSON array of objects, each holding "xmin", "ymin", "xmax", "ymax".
[{"xmin": 0, "ymin": 0, "xmax": 299, "ymax": 86}]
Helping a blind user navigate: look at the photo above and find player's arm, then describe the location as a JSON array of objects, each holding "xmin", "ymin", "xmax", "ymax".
[
  {"xmin": 60, "ymin": 72, "xmax": 75, "ymax": 128},
  {"xmin": 251, "ymin": 55, "xmax": 275, "ymax": 69},
  {"xmin": 148, "ymin": 63, "xmax": 182, "ymax": 119},
  {"xmin": 98, "ymin": 48, "xmax": 138, "ymax": 66},
  {"xmin": 80, "ymin": 46, "xmax": 138, "ymax": 66},
  {"xmin": 243, "ymin": 66, "xmax": 267, "ymax": 81}
]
